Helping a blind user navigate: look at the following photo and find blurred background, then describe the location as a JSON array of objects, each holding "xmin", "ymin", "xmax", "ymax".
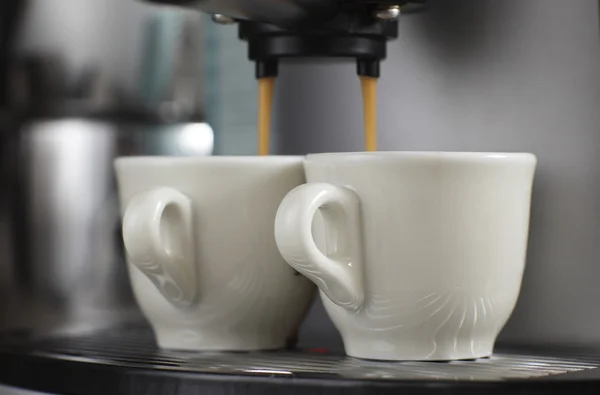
[
  {"xmin": 1, "ymin": 0, "xmax": 600, "ymax": 393},
  {"xmin": 0, "ymin": 1, "xmax": 254, "ymax": 393}
]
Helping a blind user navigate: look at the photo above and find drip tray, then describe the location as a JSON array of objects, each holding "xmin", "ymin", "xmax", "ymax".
[{"xmin": 0, "ymin": 325, "xmax": 599, "ymax": 395}]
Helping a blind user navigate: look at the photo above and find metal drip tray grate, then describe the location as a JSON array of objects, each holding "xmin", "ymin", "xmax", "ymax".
[
  {"xmin": 2, "ymin": 326, "xmax": 599, "ymax": 381},
  {"xmin": 1, "ymin": 325, "xmax": 600, "ymax": 394},
  {"xmin": 182, "ymin": 353, "xmax": 599, "ymax": 381}
]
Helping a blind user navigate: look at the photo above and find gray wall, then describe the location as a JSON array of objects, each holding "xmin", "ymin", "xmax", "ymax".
[{"xmin": 280, "ymin": 0, "xmax": 600, "ymax": 346}]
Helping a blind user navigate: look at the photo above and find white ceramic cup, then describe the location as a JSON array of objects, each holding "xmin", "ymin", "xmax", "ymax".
[
  {"xmin": 275, "ymin": 152, "xmax": 537, "ymax": 361},
  {"xmin": 115, "ymin": 156, "xmax": 315, "ymax": 351}
]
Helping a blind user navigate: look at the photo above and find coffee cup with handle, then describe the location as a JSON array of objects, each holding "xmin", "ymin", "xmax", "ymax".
[
  {"xmin": 116, "ymin": 156, "xmax": 315, "ymax": 351},
  {"xmin": 275, "ymin": 152, "xmax": 536, "ymax": 361}
]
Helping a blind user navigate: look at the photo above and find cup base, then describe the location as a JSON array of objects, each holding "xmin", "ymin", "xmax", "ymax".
[
  {"xmin": 155, "ymin": 330, "xmax": 289, "ymax": 352},
  {"xmin": 344, "ymin": 339, "xmax": 494, "ymax": 361}
]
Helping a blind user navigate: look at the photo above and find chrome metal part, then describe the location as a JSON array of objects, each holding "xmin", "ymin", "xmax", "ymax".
[{"xmin": 374, "ymin": 5, "xmax": 401, "ymax": 21}]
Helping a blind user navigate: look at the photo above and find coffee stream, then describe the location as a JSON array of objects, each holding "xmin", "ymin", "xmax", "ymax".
[
  {"xmin": 258, "ymin": 77, "xmax": 276, "ymax": 155},
  {"xmin": 257, "ymin": 75, "xmax": 378, "ymax": 154},
  {"xmin": 360, "ymin": 76, "xmax": 378, "ymax": 152}
]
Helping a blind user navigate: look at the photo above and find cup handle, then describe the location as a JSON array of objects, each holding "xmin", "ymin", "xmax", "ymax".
[
  {"xmin": 122, "ymin": 187, "xmax": 196, "ymax": 308},
  {"xmin": 275, "ymin": 183, "xmax": 364, "ymax": 311}
]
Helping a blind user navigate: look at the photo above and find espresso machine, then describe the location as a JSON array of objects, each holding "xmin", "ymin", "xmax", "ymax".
[
  {"xmin": 2, "ymin": 0, "xmax": 600, "ymax": 394},
  {"xmin": 151, "ymin": 0, "xmax": 422, "ymax": 78}
]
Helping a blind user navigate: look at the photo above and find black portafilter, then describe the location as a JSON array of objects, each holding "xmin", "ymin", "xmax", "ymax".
[
  {"xmin": 239, "ymin": 15, "xmax": 395, "ymax": 79},
  {"xmin": 143, "ymin": 0, "xmax": 426, "ymax": 78},
  {"xmin": 237, "ymin": 1, "xmax": 426, "ymax": 78}
]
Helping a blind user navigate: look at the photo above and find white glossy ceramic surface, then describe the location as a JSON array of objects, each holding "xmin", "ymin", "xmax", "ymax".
[
  {"xmin": 275, "ymin": 152, "xmax": 537, "ymax": 361},
  {"xmin": 115, "ymin": 156, "xmax": 315, "ymax": 351}
]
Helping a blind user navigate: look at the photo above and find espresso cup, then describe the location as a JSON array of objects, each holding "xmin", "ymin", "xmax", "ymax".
[
  {"xmin": 115, "ymin": 156, "xmax": 315, "ymax": 351},
  {"xmin": 275, "ymin": 152, "xmax": 536, "ymax": 361}
]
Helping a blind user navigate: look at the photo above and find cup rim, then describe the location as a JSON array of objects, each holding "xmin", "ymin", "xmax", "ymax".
[
  {"xmin": 305, "ymin": 151, "xmax": 537, "ymax": 163},
  {"xmin": 115, "ymin": 155, "xmax": 304, "ymax": 167}
]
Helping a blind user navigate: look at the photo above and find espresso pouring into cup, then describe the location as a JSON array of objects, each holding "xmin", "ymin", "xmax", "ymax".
[
  {"xmin": 275, "ymin": 152, "xmax": 536, "ymax": 360},
  {"xmin": 116, "ymin": 156, "xmax": 315, "ymax": 351}
]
